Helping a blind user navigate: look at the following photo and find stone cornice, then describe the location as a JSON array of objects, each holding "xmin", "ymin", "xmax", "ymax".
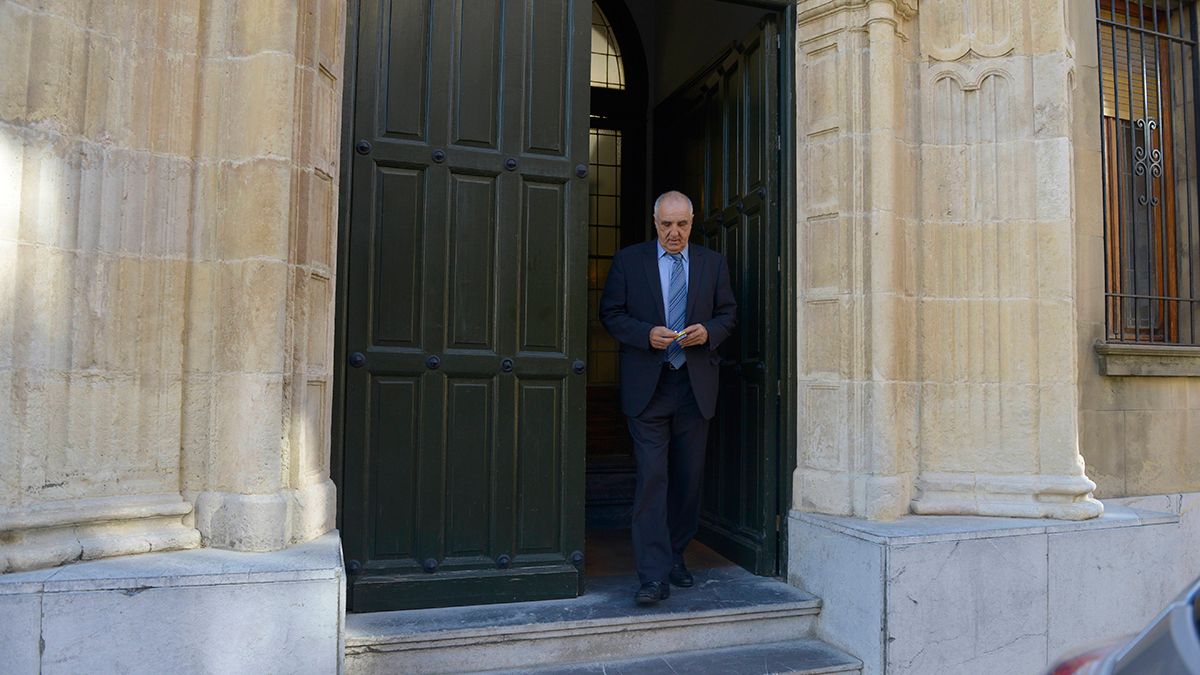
[{"xmin": 797, "ymin": 0, "xmax": 918, "ymax": 26}]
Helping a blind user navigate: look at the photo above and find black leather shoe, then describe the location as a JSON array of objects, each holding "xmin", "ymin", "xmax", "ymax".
[
  {"xmin": 634, "ymin": 581, "xmax": 670, "ymax": 606},
  {"xmin": 669, "ymin": 562, "xmax": 694, "ymax": 588}
]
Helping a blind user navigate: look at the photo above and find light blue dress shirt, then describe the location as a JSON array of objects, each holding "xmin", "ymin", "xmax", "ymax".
[{"xmin": 655, "ymin": 241, "xmax": 689, "ymax": 326}]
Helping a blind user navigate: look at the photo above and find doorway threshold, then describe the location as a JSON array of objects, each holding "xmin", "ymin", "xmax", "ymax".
[{"xmin": 343, "ymin": 565, "xmax": 827, "ymax": 674}]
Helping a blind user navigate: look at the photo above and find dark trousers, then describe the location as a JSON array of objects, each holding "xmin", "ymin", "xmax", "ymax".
[{"xmin": 627, "ymin": 365, "xmax": 710, "ymax": 585}]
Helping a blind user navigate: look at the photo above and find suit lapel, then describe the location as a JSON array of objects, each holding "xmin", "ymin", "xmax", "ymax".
[
  {"xmin": 642, "ymin": 242, "xmax": 667, "ymax": 325},
  {"xmin": 685, "ymin": 245, "xmax": 703, "ymax": 323}
]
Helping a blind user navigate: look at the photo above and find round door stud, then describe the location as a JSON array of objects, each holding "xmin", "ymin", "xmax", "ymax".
[
  {"xmin": 505, "ymin": 157, "xmax": 518, "ymax": 171},
  {"xmin": 348, "ymin": 352, "xmax": 366, "ymax": 368},
  {"xmin": 736, "ymin": 200, "xmax": 745, "ymax": 214},
  {"xmin": 432, "ymin": 148, "xmax": 446, "ymax": 163},
  {"xmin": 355, "ymin": 140, "xmax": 371, "ymax": 155},
  {"xmin": 422, "ymin": 558, "xmax": 438, "ymax": 573},
  {"xmin": 500, "ymin": 358, "xmax": 514, "ymax": 373},
  {"xmin": 496, "ymin": 554, "xmax": 511, "ymax": 569},
  {"xmin": 572, "ymin": 359, "xmax": 585, "ymax": 375},
  {"xmin": 426, "ymin": 355, "xmax": 441, "ymax": 370},
  {"xmin": 570, "ymin": 550, "xmax": 584, "ymax": 566},
  {"xmin": 346, "ymin": 559, "xmax": 363, "ymax": 575},
  {"xmin": 575, "ymin": 164, "xmax": 588, "ymax": 178},
  {"xmin": 757, "ymin": 186, "xmax": 767, "ymax": 200}
]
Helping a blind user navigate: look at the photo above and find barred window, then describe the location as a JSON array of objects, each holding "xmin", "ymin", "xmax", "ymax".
[
  {"xmin": 1099, "ymin": 0, "xmax": 1200, "ymax": 344},
  {"xmin": 587, "ymin": 2, "xmax": 631, "ymax": 386}
]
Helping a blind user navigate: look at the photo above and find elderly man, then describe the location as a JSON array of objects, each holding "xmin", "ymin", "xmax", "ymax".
[{"xmin": 599, "ymin": 191, "xmax": 737, "ymax": 606}]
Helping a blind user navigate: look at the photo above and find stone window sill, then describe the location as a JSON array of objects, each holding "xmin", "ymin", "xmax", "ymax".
[{"xmin": 1094, "ymin": 341, "xmax": 1200, "ymax": 377}]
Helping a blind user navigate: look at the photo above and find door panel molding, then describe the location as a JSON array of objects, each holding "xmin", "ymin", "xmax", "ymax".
[{"xmin": 334, "ymin": 0, "xmax": 590, "ymax": 612}]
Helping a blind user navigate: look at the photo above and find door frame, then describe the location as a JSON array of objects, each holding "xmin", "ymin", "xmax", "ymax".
[
  {"xmin": 652, "ymin": 0, "xmax": 796, "ymax": 576},
  {"xmin": 330, "ymin": 0, "xmax": 361, "ymax": 533},
  {"xmin": 330, "ymin": 0, "xmax": 798, "ymax": 581}
]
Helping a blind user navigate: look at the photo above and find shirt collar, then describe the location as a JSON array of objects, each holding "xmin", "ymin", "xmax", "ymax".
[{"xmin": 656, "ymin": 241, "xmax": 689, "ymax": 262}]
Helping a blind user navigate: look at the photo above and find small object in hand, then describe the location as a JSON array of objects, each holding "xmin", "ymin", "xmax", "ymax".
[{"xmin": 673, "ymin": 331, "xmax": 688, "ymax": 343}]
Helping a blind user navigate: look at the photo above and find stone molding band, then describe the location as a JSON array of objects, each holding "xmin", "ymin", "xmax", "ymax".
[
  {"xmin": 0, "ymin": 494, "xmax": 200, "ymax": 573},
  {"xmin": 912, "ymin": 472, "xmax": 1105, "ymax": 520},
  {"xmin": 0, "ymin": 493, "xmax": 194, "ymax": 532}
]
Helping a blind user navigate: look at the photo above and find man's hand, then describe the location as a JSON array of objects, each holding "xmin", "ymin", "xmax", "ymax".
[
  {"xmin": 677, "ymin": 323, "xmax": 708, "ymax": 348},
  {"xmin": 649, "ymin": 326, "xmax": 679, "ymax": 350}
]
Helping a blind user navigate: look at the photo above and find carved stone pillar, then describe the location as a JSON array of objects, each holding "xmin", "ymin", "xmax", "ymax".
[
  {"xmin": 909, "ymin": 0, "xmax": 1101, "ymax": 519},
  {"xmin": 794, "ymin": 0, "xmax": 921, "ymax": 520},
  {"xmin": 0, "ymin": 0, "xmax": 344, "ymax": 572},
  {"xmin": 793, "ymin": 0, "xmax": 1102, "ymax": 520},
  {"xmin": 182, "ymin": 0, "xmax": 344, "ymax": 550},
  {"xmin": 1, "ymin": 0, "xmax": 203, "ymax": 571}
]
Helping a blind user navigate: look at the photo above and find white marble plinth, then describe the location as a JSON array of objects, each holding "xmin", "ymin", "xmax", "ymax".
[
  {"xmin": 790, "ymin": 500, "xmax": 1200, "ymax": 675},
  {"xmin": 0, "ymin": 531, "xmax": 345, "ymax": 675}
]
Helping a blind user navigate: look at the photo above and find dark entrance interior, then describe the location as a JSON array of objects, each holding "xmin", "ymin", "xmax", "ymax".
[
  {"xmin": 584, "ymin": 0, "xmax": 786, "ymax": 579},
  {"xmin": 334, "ymin": 0, "xmax": 789, "ymax": 613}
]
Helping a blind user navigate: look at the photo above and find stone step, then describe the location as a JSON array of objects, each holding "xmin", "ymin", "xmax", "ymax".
[
  {"xmin": 483, "ymin": 639, "xmax": 863, "ymax": 675},
  {"xmin": 345, "ymin": 567, "xmax": 825, "ymax": 674}
]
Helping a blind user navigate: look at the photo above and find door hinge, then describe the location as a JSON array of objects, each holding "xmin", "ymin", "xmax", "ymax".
[
  {"xmin": 775, "ymin": 514, "xmax": 782, "ymax": 532},
  {"xmin": 775, "ymin": 134, "xmax": 781, "ymax": 151},
  {"xmin": 776, "ymin": 256, "xmax": 781, "ymax": 272},
  {"xmin": 776, "ymin": 380, "xmax": 781, "ymax": 398},
  {"xmin": 776, "ymin": 33, "xmax": 781, "ymax": 50}
]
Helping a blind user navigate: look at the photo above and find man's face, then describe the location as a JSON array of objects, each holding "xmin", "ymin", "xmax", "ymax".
[{"xmin": 654, "ymin": 199, "xmax": 692, "ymax": 254}]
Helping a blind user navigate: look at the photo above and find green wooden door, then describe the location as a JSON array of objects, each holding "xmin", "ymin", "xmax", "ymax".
[
  {"xmin": 655, "ymin": 17, "xmax": 781, "ymax": 576},
  {"xmin": 340, "ymin": 0, "xmax": 591, "ymax": 612}
]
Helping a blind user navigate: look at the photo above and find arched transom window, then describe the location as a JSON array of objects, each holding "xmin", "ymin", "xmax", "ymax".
[{"xmin": 591, "ymin": 3, "xmax": 625, "ymax": 90}]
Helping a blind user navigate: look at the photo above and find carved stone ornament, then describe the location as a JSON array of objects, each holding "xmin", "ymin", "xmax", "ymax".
[{"xmin": 922, "ymin": 0, "xmax": 1016, "ymax": 61}]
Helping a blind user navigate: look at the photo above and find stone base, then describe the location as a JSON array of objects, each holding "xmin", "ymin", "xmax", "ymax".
[
  {"xmin": 789, "ymin": 497, "xmax": 1200, "ymax": 675},
  {"xmin": 0, "ymin": 531, "xmax": 345, "ymax": 674},
  {"xmin": 193, "ymin": 478, "xmax": 338, "ymax": 551},
  {"xmin": 0, "ymin": 493, "xmax": 201, "ymax": 573},
  {"xmin": 910, "ymin": 472, "xmax": 1105, "ymax": 520}
]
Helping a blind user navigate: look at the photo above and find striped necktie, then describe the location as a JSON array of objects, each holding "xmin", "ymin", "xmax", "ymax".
[{"xmin": 666, "ymin": 253, "xmax": 687, "ymax": 369}]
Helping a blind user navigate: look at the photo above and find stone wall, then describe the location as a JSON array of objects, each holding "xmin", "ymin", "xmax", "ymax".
[
  {"xmin": 0, "ymin": 0, "xmax": 343, "ymax": 572},
  {"xmin": 1068, "ymin": 0, "xmax": 1200, "ymax": 499}
]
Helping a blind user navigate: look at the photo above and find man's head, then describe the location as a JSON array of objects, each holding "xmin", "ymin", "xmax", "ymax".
[{"xmin": 653, "ymin": 191, "xmax": 693, "ymax": 254}]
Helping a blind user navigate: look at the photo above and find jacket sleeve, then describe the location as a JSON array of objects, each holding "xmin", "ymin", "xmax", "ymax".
[
  {"xmin": 599, "ymin": 251, "xmax": 656, "ymax": 350},
  {"xmin": 703, "ymin": 254, "xmax": 737, "ymax": 351}
]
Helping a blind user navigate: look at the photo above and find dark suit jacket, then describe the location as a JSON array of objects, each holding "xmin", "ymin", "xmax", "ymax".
[{"xmin": 599, "ymin": 241, "xmax": 737, "ymax": 420}]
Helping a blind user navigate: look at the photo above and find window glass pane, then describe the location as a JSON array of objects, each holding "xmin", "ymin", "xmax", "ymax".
[
  {"xmin": 587, "ymin": 124, "xmax": 624, "ymax": 384},
  {"xmin": 591, "ymin": 3, "xmax": 626, "ymax": 90}
]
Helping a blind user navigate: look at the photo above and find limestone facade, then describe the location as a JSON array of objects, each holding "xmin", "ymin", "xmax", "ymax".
[
  {"xmin": 0, "ymin": 0, "xmax": 343, "ymax": 572},
  {"xmin": 0, "ymin": 0, "xmax": 1196, "ymax": 588}
]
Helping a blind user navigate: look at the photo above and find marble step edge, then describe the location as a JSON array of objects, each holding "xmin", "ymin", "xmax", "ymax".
[
  {"xmin": 345, "ymin": 600, "xmax": 823, "ymax": 653},
  {"xmin": 475, "ymin": 638, "xmax": 863, "ymax": 675}
]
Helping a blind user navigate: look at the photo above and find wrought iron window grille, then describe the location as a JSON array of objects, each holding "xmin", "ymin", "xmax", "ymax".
[{"xmin": 1097, "ymin": 0, "xmax": 1200, "ymax": 346}]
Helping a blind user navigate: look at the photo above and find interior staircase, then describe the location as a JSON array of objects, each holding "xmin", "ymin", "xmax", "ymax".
[{"xmin": 344, "ymin": 566, "xmax": 860, "ymax": 674}]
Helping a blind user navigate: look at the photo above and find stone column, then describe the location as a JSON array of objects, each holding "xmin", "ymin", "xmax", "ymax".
[
  {"xmin": 909, "ymin": 0, "xmax": 1101, "ymax": 519},
  {"xmin": 0, "ymin": 0, "xmax": 203, "ymax": 571},
  {"xmin": 793, "ymin": 0, "xmax": 1102, "ymax": 520},
  {"xmin": 794, "ymin": 0, "xmax": 922, "ymax": 520},
  {"xmin": 0, "ymin": 0, "xmax": 344, "ymax": 572},
  {"xmin": 182, "ymin": 0, "xmax": 343, "ymax": 550}
]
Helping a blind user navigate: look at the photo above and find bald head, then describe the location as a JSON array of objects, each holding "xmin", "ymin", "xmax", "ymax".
[
  {"xmin": 653, "ymin": 191, "xmax": 693, "ymax": 254},
  {"xmin": 653, "ymin": 191, "xmax": 693, "ymax": 218}
]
